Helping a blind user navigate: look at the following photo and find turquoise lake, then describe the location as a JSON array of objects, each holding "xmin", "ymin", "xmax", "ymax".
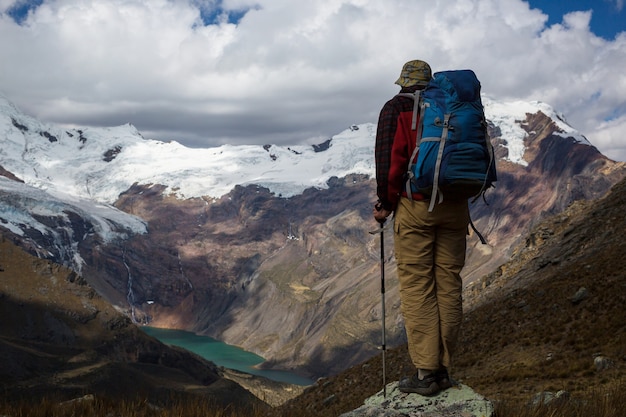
[{"xmin": 140, "ymin": 327, "xmax": 313, "ymax": 386}]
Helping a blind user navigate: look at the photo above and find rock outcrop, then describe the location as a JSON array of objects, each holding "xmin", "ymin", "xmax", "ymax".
[{"xmin": 340, "ymin": 382, "xmax": 493, "ymax": 417}]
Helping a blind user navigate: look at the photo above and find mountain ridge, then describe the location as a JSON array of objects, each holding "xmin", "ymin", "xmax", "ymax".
[
  {"xmin": 1, "ymin": 93, "xmax": 625, "ymax": 381},
  {"xmin": 0, "ymin": 93, "xmax": 594, "ymax": 204}
]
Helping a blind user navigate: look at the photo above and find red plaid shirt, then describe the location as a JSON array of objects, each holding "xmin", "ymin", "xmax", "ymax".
[{"xmin": 375, "ymin": 86, "xmax": 420, "ymax": 210}]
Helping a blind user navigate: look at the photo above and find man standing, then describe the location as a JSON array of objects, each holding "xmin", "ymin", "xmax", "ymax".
[{"xmin": 373, "ymin": 60, "xmax": 470, "ymax": 396}]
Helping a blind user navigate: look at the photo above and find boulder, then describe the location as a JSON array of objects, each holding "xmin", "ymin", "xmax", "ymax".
[{"xmin": 339, "ymin": 381, "xmax": 493, "ymax": 417}]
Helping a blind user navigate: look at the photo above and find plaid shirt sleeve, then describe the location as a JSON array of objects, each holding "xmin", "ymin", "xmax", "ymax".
[{"xmin": 375, "ymin": 94, "xmax": 415, "ymax": 210}]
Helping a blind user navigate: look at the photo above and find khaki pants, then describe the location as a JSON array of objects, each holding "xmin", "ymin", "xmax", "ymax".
[{"xmin": 393, "ymin": 197, "xmax": 469, "ymax": 371}]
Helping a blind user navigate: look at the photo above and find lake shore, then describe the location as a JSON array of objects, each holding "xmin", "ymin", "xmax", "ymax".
[{"xmin": 221, "ymin": 368, "xmax": 308, "ymax": 407}]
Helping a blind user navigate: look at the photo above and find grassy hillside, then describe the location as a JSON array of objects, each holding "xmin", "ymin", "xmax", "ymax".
[
  {"xmin": 1, "ymin": 177, "xmax": 625, "ymax": 416},
  {"xmin": 278, "ymin": 177, "xmax": 626, "ymax": 416}
]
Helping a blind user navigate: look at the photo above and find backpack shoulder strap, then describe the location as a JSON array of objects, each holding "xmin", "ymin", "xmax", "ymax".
[
  {"xmin": 395, "ymin": 91, "xmax": 423, "ymax": 131},
  {"xmin": 427, "ymin": 113, "xmax": 450, "ymax": 212},
  {"xmin": 469, "ymin": 215, "xmax": 488, "ymax": 245},
  {"xmin": 399, "ymin": 91, "xmax": 427, "ymax": 201}
]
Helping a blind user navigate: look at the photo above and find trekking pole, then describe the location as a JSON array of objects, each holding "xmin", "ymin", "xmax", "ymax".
[
  {"xmin": 378, "ymin": 219, "xmax": 387, "ymax": 398},
  {"xmin": 370, "ymin": 207, "xmax": 392, "ymax": 397}
]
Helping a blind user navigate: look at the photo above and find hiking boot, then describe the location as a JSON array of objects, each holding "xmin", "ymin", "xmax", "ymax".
[
  {"xmin": 435, "ymin": 368, "xmax": 453, "ymax": 390},
  {"xmin": 398, "ymin": 373, "xmax": 439, "ymax": 396}
]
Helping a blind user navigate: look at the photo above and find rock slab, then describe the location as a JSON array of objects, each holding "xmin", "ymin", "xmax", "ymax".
[{"xmin": 339, "ymin": 381, "xmax": 494, "ymax": 417}]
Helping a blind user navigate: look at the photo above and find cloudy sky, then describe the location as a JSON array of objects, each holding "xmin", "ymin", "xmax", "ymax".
[{"xmin": 1, "ymin": 0, "xmax": 625, "ymax": 161}]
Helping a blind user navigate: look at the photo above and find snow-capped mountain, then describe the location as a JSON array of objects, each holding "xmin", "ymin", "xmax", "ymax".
[
  {"xmin": 1, "ymin": 93, "xmax": 590, "ymax": 204},
  {"xmin": 1, "ymin": 94, "xmax": 375, "ymax": 203},
  {"xmin": 1, "ymin": 92, "xmax": 624, "ymax": 380},
  {"xmin": 482, "ymin": 98, "xmax": 590, "ymax": 166},
  {"xmin": 0, "ymin": 178, "xmax": 146, "ymax": 270},
  {"xmin": 0, "ymin": 91, "xmax": 593, "ymax": 267}
]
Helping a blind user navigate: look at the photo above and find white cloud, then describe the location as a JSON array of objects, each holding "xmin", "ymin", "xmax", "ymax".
[
  {"xmin": 590, "ymin": 113, "xmax": 626, "ymax": 161},
  {"xmin": 0, "ymin": 0, "xmax": 625, "ymax": 162}
]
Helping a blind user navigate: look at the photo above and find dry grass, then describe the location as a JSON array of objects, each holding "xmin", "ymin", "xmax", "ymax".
[
  {"xmin": 493, "ymin": 379, "xmax": 626, "ymax": 417},
  {"xmin": 0, "ymin": 395, "xmax": 264, "ymax": 417},
  {"xmin": 276, "ymin": 179, "xmax": 626, "ymax": 416},
  {"xmin": 1, "ymin": 379, "xmax": 624, "ymax": 417}
]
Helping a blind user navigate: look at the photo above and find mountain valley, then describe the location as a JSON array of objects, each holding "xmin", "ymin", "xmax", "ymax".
[{"xmin": 1, "ymin": 93, "xmax": 625, "ymax": 413}]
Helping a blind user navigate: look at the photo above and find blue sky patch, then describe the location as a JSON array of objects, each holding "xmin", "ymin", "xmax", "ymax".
[
  {"xmin": 5, "ymin": 0, "xmax": 252, "ymax": 27},
  {"xmin": 6, "ymin": 0, "xmax": 44, "ymax": 25},
  {"xmin": 527, "ymin": 0, "xmax": 625, "ymax": 40},
  {"xmin": 199, "ymin": 7, "xmax": 250, "ymax": 26}
]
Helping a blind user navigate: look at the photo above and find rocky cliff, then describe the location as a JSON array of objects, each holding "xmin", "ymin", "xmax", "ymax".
[
  {"xmin": 71, "ymin": 111, "xmax": 624, "ymax": 380},
  {"xmin": 117, "ymin": 112, "xmax": 625, "ymax": 379},
  {"xmin": 465, "ymin": 111, "xmax": 626, "ymax": 282},
  {"xmin": 1, "ymin": 98, "xmax": 625, "ymax": 381}
]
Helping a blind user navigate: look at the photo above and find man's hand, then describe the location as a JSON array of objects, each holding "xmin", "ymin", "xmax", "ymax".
[{"xmin": 373, "ymin": 202, "xmax": 392, "ymax": 224}]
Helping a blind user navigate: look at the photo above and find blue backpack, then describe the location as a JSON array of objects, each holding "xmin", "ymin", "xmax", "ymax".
[{"xmin": 404, "ymin": 70, "xmax": 497, "ymax": 212}]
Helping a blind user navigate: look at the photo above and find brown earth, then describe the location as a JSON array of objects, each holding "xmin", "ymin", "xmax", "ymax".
[
  {"xmin": 278, "ymin": 176, "xmax": 626, "ymax": 416},
  {"xmin": 0, "ymin": 237, "xmax": 267, "ymax": 411}
]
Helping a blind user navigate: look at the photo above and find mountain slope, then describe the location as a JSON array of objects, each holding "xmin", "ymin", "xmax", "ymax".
[
  {"xmin": 465, "ymin": 109, "xmax": 626, "ymax": 282},
  {"xmin": 279, "ymin": 175, "xmax": 626, "ymax": 416},
  {"xmin": 0, "ymin": 236, "xmax": 265, "ymax": 409},
  {"xmin": 1, "ymin": 93, "xmax": 625, "ymax": 380}
]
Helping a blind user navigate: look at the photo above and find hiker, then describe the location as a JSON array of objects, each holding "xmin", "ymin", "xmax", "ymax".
[{"xmin": 373, "ymin": 59, "xmax": 470, "ymax": 396}]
